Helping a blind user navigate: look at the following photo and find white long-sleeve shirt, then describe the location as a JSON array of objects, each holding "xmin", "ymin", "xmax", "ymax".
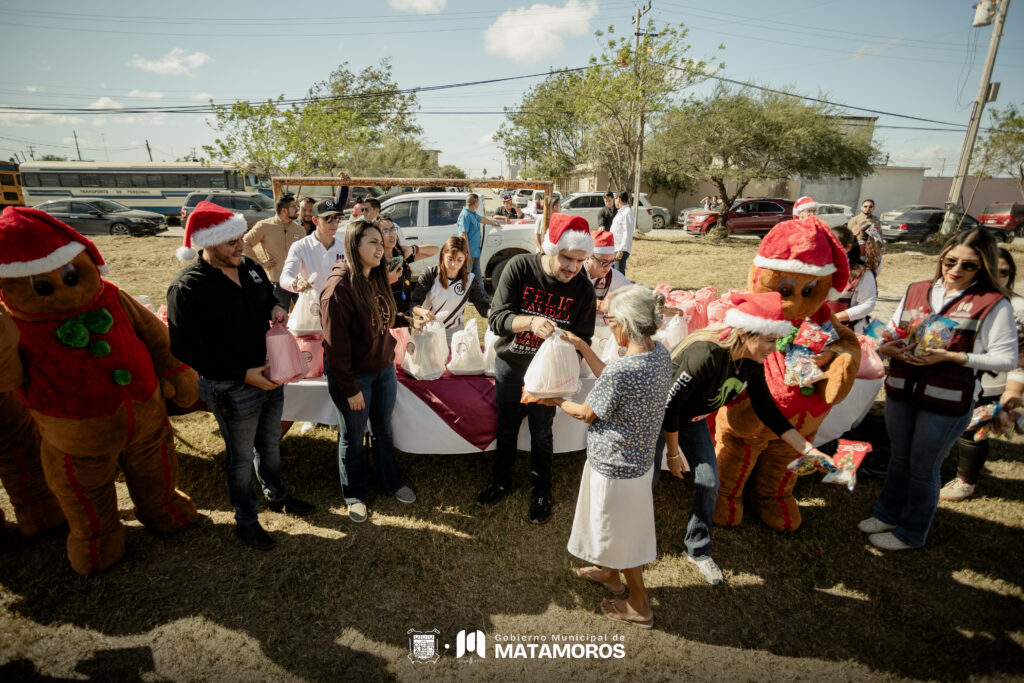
[
  {"xmin": 889, "ymin": 280, "xmax": 1018, "ymax": 386},
  {"xmin": 844, "ymin": 269, "xmax": 878, "ymax": 333},
  {"xmin": 280, "ymin": 233, "xmax": 346, "ymax": 295},
  {"xmin": 610, "ymin": 204, "xmax": 635, "ymax": 254}
]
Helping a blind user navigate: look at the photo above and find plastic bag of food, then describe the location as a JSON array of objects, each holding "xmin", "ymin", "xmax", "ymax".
[
  {"xmin": 821, "ymin": 439, "xmax": 872, "ymax": 491},
  {"xmin": 968, "ymin": 402, "xmax": 1001, "ymax": 431},
  {"xmin": 855, "ymin": 333, "xmax": 885, "ymax": 380},
  {"xmin": 295, "ymin": 333, "xmax": 324, "ymax": 379},
  {"xmin": 793, "ymin": 319, "xmax": 838, "ymax": 354},
  {"xmin": 654, "ymin": 313, "xmax": 688, "ymax": 351},
  {"xmin": 391, "ymin": 327, "xmax": 410, "ymax": 366},
  {"xmin": 287, "ymin": 273, "xmax": 321, "ymax": 336},
  {"xmin": 264, "ymin": 323, "xmax": 308, "ymax": 384},
  {"xmin": 784, "ymin": 346, "xmax": 825, "ymax": 389},
  {"xmin": 523, "ymin": 329, "xmax": 581, "ymax": 399},
  {"xmin": 787, "ymin": 451, "xmax": 838, "ymax": 476},
  {"xmin": 447, "ymin": 319, "xmax": 486, "ymax": 375},
  {"xmin": 402, "ymin": 321, "xmax": 449, "ymax": 380},
  {"xmin": 482, "ymin": 327, "xmax": 499, "ymax": 377},
  {"xmin": 912, "ymin": 315, "xmax": 955, "ymax": 357}
]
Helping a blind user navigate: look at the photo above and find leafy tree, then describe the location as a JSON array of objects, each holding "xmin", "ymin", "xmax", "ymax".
[
  {"xmin": 203, "ymin": 59, "xmax": 421, "ymax": 178},
  {"xmin": 438, "ymin": 164, "xmax": 467, "ymax": 179},
  {"xmin": 973, "ymin": 103, "xmax": 1024, "ymax": 200},
  {"xmin": 648, "ymin": 85, "xmax": 876, "ymax": 237},
  {"xmin": 351, "ymin": 138, "xmax": 436, "ymax": 177},
  {"xmin": 494, "ymin": 69, "xmax": 589, "ymax": 179},
  {"xmin": 39, "ymin": 154, "xmax": 68, "ymax": 161}
]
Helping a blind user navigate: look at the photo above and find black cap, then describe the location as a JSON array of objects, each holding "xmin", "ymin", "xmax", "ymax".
[{"xmin": 313, "ymin": 198, "xmax": 343, "ymax": 218}]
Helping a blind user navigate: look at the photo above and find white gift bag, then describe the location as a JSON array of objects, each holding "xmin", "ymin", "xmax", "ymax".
[
  {"xmin": 402, "ymin": 320, "xmax": 449, "ymax": 380},
  {"xmin": 482, "ymin": 327, "xmax": 499, "ymax": 377},
  {"xmin": 654, "ymin": 313, "xmax": 687, "ymax": 352},
  {"xmin": 287, "ymin": 273, "xmax": 321, "ymax": 336},
  {"xmin": 447, "ymin": 319, "xmax": 486, "ymax": 375},
  {"xmin": 599, "ymin": 333, "xmax": 627, "ymax": 366},
  {"xmin": 523, "ymin": 330, "xmax": 581, "ymax": 399}
]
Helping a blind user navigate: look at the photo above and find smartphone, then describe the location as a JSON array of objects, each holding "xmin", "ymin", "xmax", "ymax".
[{"xmin": 388, "ymin": 255, "xmax": 404, "ymax": 270}]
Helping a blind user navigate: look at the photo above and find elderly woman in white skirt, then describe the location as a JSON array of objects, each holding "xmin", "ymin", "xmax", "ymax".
[{"xmin": 541, "ymin": 285, "xmax": 671, "ymax": 628}]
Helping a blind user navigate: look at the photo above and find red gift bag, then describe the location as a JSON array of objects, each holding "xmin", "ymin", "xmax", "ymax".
[
  {"xmin": 265, "ymin": 323, "xmax": 308, "ymax": 384},
  {"xmin": 855, "ymin": 334, "xmax": 885, "ymax": 380},
  {"xmin": 295, "ymin": 334, "xmax": 324, "ymax": 378}
]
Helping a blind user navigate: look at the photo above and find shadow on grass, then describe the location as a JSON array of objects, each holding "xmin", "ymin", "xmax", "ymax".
[{"xmin": 1, "ymin": 425, "xmax": 1023, "ymax": 680}]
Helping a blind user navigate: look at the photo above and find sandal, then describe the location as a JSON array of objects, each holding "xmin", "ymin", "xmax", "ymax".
[
  {"xmin": 601, "ymin": 598, "xmax": 653, "ymax": 629},
  {"xmin": 576, "ymin": 566, "xmax": 626, "ymax": 596}
]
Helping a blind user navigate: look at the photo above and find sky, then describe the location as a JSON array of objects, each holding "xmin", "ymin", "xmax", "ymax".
[{"xmin": 0, "ymin": 0, "xmax": 1022, "ymax": 178}]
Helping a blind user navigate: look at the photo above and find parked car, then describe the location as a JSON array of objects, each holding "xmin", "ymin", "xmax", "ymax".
[
  {"xmin": 684, "ymin": 197, "xmax": 795, "ymax": 237},
  {"xmin": 560, "ymin": 192, "xmax": 657, "ymax": 233},
  {"xmin": 880, "ymin": 209, "xmax": 959, "ymax": 243},
  {"xmin": 879, "ymin": 204, "xmax": 941, "ymax": 222},
  {"xmin": 181, "ymin": 190, "xmax": 275, "ymax": 228},
  {"xmin": 677, "ymin": 206, "xmax": 703, "ymax": 228},
  {"xmin": 977, "ymin": 202, "xmax": 1024, "ymax": 241},
  {"xmin": 34, "ymin": 198, "xmax": 167, "ymax": 236},
  {"xmin": 518, "ymin": 189, "xmax": 563, "ymax": 215},
  {"xmin": 379, "ymin": 191, "xmax": 537, "ymax": 290},
  {"xmin": 815, "ymin": 203, "xmax": 853, "ymax": 229}
]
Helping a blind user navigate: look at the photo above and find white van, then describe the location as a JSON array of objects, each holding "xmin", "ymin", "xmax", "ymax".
[{"xmin": 379, "ymin": 192, "xmax": 538, "ymax": 290}]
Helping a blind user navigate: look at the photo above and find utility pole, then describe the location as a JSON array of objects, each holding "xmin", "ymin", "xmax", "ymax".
[
  {"xmin": 145, "ymin": 139, "xmax": 153, "ymax": 162},
  {"xmin": 940, "ymin": 0, "xmax": 1010, "ymax": 237},
  {"xmin": 630, "ymin": 1, "xmax": 653, "ymax": 227},
  {"xmin": 101, "ymin": 133, "xmax": 109, "ymax": 161},
  {"xmin": 27, "ymin": 145, "xmax": 34, "ymax": 160},
  {"xmin": 72, "ymin": 130, "xmax": 82, "ymax": 161}
]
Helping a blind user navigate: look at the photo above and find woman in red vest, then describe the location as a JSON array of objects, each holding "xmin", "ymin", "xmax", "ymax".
[{"xmin": 859, "ymin": 229, "xmax": 1017, "ymax": 550}]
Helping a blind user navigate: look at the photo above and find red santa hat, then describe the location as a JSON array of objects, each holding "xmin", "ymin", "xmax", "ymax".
[
  {"xmin": 723, "ymin": 291, "xmax": 793, "ymax": 337},
  {"xmin": 753, "ymin": 216, "xmax": 850, "ymax": 297},
  {"xmin": 176, "ymin": 200, "xmax": 249, "ymax": 261},
  {"xmin": 591, "ymin": 229, "xmax": 615, "ymax": 255},
  {"xmin": 0, "ymin": 206, "xmax": 108, "ymax": 278},
  {"xmin": 542, "ymin": 214, "xmax": 594, "ymax": 256},
  {"xmin": 792, "ymin": 195, "xmax": 818, "ymax": 217}
]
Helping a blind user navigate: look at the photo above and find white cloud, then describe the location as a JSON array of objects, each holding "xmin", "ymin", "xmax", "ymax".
[
  {"xmin": 852, "ymin": 38, "xmax": 902, "ymax": 62},
  {"xmin": 88, "ymin": 97, "xmax": 124, "ymax": 110},
  {"xmin": 0, "ymin": 109, "xmax": 83, "ymax": 127},
  {"xmin": 484, "ymin": 0, "xmax": 597, "ymax": 65},
  {"xmin": 477, "ymin": 131, "xmax": 495, "ymax": 145},
  {"xmin": 128, "ymin": 48, "xmax": 212, "ymax": 76},
  {"xmin": 25, "ymin": 85, "xmax": 42, "ymax": 93},
  {"xmin": 889, "ymin": 144, "xmax": 958, "ymax": 169},
  {"xmin": 388, "ymin": 0, "xmax": 446, "ymax": 14},
  {"xmin": 192, "ymin": 92, "xmax": 215, "ymax": 101},
  {"xmin": 126, "ymin": 89, "xmax": 164, "ymax": 99}
]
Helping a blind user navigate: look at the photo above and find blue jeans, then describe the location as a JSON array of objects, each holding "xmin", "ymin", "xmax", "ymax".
[
  {"xmin": 652, "ymin": 421, "xmax": 719, "ymax": 558},
  {"xmin": 198, "ymin": 378, "xmax": 288, "ymax": 526},
  {"xmin": 325, "ymin": 361, "xmax": 404, "ymax": 504},
  {"xmin": 873, "ymin": 398, "xmax": 973, "ymax": 547},
  {"xmin": 491, "ymin": 355, "xmax": 555, "ymax": 496},
  {"xmin": 614, "ymin": 252, "xmax": 629, "ymax": 276},
  {"xmin": 470, "ymin": 256, "xmax": 491, "ymax": 305}
]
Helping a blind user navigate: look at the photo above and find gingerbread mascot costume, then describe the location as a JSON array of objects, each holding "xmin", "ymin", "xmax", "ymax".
[
  {"xmin": 714, "ymin": 216, "xmax": 861, "ymax": 531},
  {"xmin": 0, "ymin": 206, "xmax": 199, "ymax": 574}
]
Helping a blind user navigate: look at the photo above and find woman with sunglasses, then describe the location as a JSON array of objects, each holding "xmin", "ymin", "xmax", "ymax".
[
  {"xmin": 377, "ymin": 215, "xmax": 439, "ymax": 315},
  {"xmin": 862, "ymin": 229, "xmax": 1017, "ymax": 550},
  {"xmin": 941, "ymin": 247, "xmax": 1024, "ymax": 502}
]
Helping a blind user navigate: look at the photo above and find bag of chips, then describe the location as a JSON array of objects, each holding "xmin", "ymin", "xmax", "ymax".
[
  {"xmin": 912, "ymin": 315, "xmax": 955, "ymax": 357},
  {"xmin": 523, "ymin": 330, "xmax": 581, "ymax": 399},
  {"xmin": 787, "ymin": 451, "xmax": 838, "ymax": 476},
  {"xmin": 793, "ymin": 319, "xmax": 839, "ymax": 354},
  {"xmin": 821, "ymin": 439, "xmax": 872, "ymax": 490},
  {"xmin": 447, "ymin": 319, "xmax": 486, "ymax": 375},
  {"xmin": 784, "ymin": 346, "xmax": 825, "ymax": 389}
]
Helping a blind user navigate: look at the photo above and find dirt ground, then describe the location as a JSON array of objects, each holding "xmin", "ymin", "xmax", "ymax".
[{"xmin": 1, "ymin": 232, "xmax": 1022, "ymax": 682}]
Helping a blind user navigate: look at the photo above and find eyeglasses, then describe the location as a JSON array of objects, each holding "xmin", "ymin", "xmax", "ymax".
[
  {"xmin": 590, "ymin": 256, "xmax": 614, "ymax": 267},
  {"xmin": 941, "ymin": 257, "xmax": 980, "ymax": 272},
  {"xmin": 318, "ymin": 215, "xmax": 342, "ymax": 224},
  {"xmin": 379, "ymin": 228, "xmax": 398, "ymax": 235}
]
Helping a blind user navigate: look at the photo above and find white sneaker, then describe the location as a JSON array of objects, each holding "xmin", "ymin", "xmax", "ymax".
[
  {"xmin": 858, "ymin": 516, "xmax": 896, "ymax": 534},
  {"xmin": 348, "ymin": 502, "xmax": 368, "ymax": 523},
  {"xmin": 939, "ymin": 478, "xmax": 976, "ymax": 502},
  {"xmin": 687, "ymin": 554, "xmax": 724, "ymax": 585},
  {"xmin": 869, "ymin": 532, "xmax": 913, "ymax": 551},
  {"xmin": 300, "ymin": 422, "xmax": 316, "ymax": 435}
]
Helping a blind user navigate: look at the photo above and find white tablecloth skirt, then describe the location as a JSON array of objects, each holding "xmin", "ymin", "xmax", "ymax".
[
  {"xmin": 813, "ymin": 377, "xmax": 884, "ymax": 446},
  {"xmin": 282, "ymin": 375, "xmax": 593, "ymax": 455}
]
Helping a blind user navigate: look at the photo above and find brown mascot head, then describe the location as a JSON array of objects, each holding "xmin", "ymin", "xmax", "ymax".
[
  {"xmin": 748, "ymin": 216, "xmax": 850, "ymax": 322},
  {"xmin": 0, "ymin": 206, "xmax": 108, "ymax": 318}
]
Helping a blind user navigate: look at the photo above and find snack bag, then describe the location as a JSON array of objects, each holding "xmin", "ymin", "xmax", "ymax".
[
  {"xmin": 793, "ymin": 319, "xmax": 839, "ymax": 354},
  {"xmin": 523, "ymin": 330, "xmax": 581, "ymax": 399},
  {"xmin": 264, "ymin": 323, "xmax": 308, "ymax": 384},
  {"xmin": 913, "ymin": 315, "xmax": 955, "ymax": 357},
  {"xmin": 855, "ymin": 333, "xmax": 885, "ymax": 380},
  {"xmin": 784, "ymin": 346, "xmax": 825, "ymax": 389},
  {"xmin": 482, "ymin": 327, "xmax": 499, "ymax": 377},
  {"xmin": 865, "ymin": 318, "xmax": 905, "ymax": 344},
  {"xmin": 402, "ymin": 321, "xmax": 449, "ymax": 380},
  {"xmin": 821, "ymin": 439, "xmax": 872, "ymax": 491},
  {"xmin": 295, "ymin": 333, "xmax": 324, "ymax": 379},
  {"xmin": 968, "ymin": 402, "xmax": 1001, "ymax": 431},
  {"xmin": 787, "ymin": 451, "xmax": 838, "ymax": 476},
  {"xmin": 447, "ymin": 319, "xmax": 486, "ymax": 375},
  {"xmin": 287, "ymin": 273, "xmax": 321, "ymax": 336}
]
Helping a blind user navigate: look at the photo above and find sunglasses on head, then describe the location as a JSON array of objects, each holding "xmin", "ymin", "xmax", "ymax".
[{"xmin": 942, "ymin": 256, "xmax": 980, "ymax": 272}]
